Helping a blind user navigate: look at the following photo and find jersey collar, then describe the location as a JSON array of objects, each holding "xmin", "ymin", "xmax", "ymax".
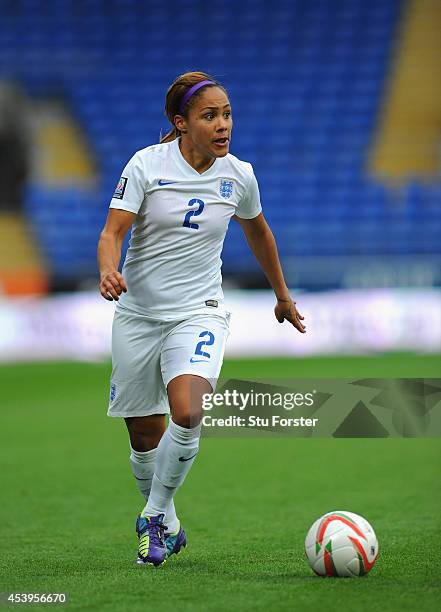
[{"xmin": 172, "ymin": 137, "xmax": 219, "ymax": 177}]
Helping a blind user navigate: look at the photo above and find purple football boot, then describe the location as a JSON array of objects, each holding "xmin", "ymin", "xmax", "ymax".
[
  {"xmin": 136, "ymin": 514, "xmax": 167, "ymax": 566},
  {"xmin": 164, "ymin": 520, "xmax": 187, "ymax": 558}
]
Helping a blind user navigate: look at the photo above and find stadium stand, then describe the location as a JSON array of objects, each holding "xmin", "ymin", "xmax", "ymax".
[{"xmin": 0, "ymin": 0, "xmax": 439, "ymax": 290}]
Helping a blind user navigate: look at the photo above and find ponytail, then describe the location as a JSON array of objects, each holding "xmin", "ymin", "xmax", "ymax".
[{"xmin": 159, "ymin": 126, "xmax": 180, "ymax": 144}]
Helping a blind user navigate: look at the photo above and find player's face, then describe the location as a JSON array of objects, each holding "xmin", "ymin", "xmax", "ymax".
[{"xmin": 183, "ymin": 87, "xmax": 232, "ymax": 158}]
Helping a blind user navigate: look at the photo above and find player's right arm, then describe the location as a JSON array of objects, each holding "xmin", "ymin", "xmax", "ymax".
[{"xmin": 97, "ymin": 208, "xmax": 136, "ymax": 301}]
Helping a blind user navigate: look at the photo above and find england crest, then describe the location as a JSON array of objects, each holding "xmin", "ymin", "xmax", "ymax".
[{"xmin": 219, "ymin": 178, "xmax": 233, "ymax": 199}]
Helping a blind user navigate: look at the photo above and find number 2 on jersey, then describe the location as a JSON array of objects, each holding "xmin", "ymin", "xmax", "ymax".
[{"xmin": 183, "ymin": 198, "xmax": 205, "ymax": 230}]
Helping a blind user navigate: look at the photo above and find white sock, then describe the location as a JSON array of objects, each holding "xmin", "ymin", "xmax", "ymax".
[
  {"xmin": 130, "ymin": 446, "xmax": 156, "ymax": 499},
  {"xmin": 130, "ymin": 445, "xmax": 179, "ymax": 533},
  {"xmin": 142, "ymin": 419, "xmax": 201, "ymax": 520}
]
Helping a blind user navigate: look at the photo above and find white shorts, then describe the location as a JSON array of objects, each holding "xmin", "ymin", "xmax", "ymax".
[{"xmin": 107, "ymin": 310, "xmax": 230, "ymax": 418}]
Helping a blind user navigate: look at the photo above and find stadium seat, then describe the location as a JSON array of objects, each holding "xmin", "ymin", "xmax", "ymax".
[{"xmin": 1, "ymin": 0, "xmax": 438, "ymax": 288}]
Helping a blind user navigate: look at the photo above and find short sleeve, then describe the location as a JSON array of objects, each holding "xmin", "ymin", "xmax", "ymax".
[
  {"xmin": 109, "ymin": 152, "xmax": 146, "ymax": 214},
  {"xmin": 235, "ymin": 169, "xmax": 262, "ymax": 219}
]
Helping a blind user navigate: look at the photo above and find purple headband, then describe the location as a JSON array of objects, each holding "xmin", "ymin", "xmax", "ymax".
[{"xmin": 179, "ymin": 79, "xmax": 215, "ymax": 114}]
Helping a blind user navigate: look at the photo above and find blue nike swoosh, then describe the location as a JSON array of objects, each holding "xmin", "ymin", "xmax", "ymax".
[
  {"xmin": 158, "ymin": 179, "xmax": 177, "ymax": 186},
  {"xmin": 190, "ymin": 358, "xmax": 209, "ymax": 363}
]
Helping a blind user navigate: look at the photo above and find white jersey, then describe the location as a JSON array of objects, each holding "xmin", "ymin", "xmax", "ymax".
[{"xmin": 109, "ymin": 137, "xmax": 262, "ymax": 320}]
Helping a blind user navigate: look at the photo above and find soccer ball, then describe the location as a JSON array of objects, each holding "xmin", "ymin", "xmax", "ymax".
[{"xmin": 305, "ymin": 510, "xmax": 379, "ymax": 577}]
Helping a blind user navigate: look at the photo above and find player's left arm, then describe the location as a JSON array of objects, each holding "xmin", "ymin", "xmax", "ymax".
[{"xmin": 233, "ymin": 212, "xmax": 306, "ymax": 333}]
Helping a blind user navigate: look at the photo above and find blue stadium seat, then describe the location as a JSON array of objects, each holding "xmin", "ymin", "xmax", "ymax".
[{"xmin": 1, "ymin": 0, "xmax": 438, "ymax": 286}]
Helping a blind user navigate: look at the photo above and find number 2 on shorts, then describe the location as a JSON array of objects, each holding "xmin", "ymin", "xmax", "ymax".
[{"xmin": 194, "ymin": 331, "xmax": 215, "ymax": 359}]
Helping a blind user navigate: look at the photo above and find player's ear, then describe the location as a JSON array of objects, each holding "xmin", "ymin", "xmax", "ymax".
[{"xmin": 174, "ymin": 115, "xmax": 188, "ymax": 134}]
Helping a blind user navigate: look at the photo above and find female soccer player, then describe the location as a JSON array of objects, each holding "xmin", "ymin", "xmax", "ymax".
[{"xmin": 97, "ymin": 71, "xmax": 305, "ymax": 567}]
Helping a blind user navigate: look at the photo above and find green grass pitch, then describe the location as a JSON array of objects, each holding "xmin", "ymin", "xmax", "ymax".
[{"xmin": 0, "ymin": 354, "xmax": 440, "ymax": 611}]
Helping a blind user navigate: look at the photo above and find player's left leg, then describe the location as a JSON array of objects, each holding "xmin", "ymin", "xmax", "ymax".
[
  {"xmin": 140, "ymin": 313, "xmax": 230, "ymax": 563},
  {"xmin": 141, "ymin": 374, "xmax": 209, "ymax": 555}
]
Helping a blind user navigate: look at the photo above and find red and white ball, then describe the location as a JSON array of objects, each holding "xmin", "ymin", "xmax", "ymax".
[{"xmin": 305, "ymin": 510, "xmax": 379, "ymax": 577}]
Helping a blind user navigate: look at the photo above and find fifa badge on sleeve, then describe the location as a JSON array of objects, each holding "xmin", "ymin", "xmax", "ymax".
[{"xmin": 113, "ymin": 177, "xmax": 128, "ymax": 199}]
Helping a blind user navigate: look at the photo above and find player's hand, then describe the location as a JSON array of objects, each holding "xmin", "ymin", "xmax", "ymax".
[
  {"xmin": 274, "ymin": 297, "xmax": 306, "ymax": 333},
  {"xmin": 99, "ymin": 271, "xmax": 128, "ymax": 301}
]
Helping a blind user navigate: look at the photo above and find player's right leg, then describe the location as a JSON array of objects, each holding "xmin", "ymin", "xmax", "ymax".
[
  {"xmin": 125, "ymin": 415, "xmax": 180, "ymax": 536},
  {"xmin": 107, "ymin": 310, "xmax": 178, "ymax": 565},
  {"xmin": 125, "ymin": 414, "xmax": 166, "ymax": 500}
]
